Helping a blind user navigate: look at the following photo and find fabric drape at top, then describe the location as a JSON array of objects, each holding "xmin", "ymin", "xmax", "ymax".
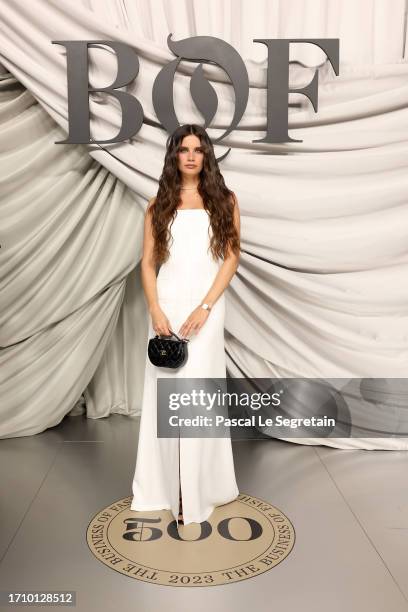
[{"xmin": 0, "ymin": 0, "xmax": 407, "ymax": 449}]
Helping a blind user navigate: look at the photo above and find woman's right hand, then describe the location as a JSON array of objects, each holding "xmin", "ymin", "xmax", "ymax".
[{"xmin": 150, "ymin": 304, "xmax": 172, "ymax": 336}]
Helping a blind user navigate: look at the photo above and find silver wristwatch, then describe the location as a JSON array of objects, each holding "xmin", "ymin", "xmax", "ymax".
[{"xmin": 200, "ymin": 302, "xmax": 212, "ymax": 311}]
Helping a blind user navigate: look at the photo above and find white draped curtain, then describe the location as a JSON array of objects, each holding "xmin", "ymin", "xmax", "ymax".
[{"xmin": 0, "ymin": 0, "xmax": 407, "ymax": 449}]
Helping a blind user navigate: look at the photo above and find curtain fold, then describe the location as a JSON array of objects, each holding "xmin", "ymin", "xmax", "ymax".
[{"xmin": 0, "ymin": 76, "xmax": 144, "ymax": 437}]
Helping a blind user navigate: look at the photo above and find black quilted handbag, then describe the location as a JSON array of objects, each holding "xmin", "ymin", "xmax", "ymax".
[{"xmin": 148, "ymin": 330, "xmax": 189, "ymax": 368}]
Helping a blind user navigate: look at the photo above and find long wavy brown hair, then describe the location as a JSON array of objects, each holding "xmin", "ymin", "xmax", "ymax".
[{"xmin": 149, "ymin": 124, "xmax": 240, "ymax": 267}]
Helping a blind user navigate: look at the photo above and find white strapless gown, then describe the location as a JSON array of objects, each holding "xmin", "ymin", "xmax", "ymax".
[{"xmin": 130, "ymin": 208, "xmax": 239, "ymax": 525}]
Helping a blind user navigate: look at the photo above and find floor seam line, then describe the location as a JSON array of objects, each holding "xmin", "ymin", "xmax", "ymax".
[
  {"xmin": 0, "ymin": 443, "xmax": 63, "ymax": 567},
  {"xmin": 313, "ymin": 447, "xmax": 408, "ymax": 605}
]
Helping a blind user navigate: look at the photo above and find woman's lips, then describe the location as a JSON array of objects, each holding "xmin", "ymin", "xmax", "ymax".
[{"xmin": 185, "ymin": 164, "xmax": 197, "ymax": 168}]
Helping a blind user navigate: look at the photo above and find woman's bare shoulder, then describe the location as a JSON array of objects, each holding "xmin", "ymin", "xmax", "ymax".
[
  {"xmin": 146, "ymin": 197, "xmax": 156, "ymax": 215},
  {"xmin": 229, "ymin": 191, "xmax": 239, "ymax": 210}
]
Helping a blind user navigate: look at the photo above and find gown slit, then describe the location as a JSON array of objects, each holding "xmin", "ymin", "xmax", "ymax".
[{"xmin": 178, "ymin": 430, "xmax": 182, "ymax": 522}]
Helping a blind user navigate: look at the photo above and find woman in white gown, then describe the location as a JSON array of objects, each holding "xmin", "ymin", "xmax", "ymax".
[{"xmin": 130, "ymin": 124, "xmax": 241, "ymax": 528}]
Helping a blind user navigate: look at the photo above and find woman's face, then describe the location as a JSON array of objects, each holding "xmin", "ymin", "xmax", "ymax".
[{"xmin": 177, "ymin": 134, "xmax": 204, "ymax": 178}]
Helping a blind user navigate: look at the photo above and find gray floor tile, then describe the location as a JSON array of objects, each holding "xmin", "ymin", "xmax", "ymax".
[
  {"xmin": 0, "ymin": 435, "xmax": 62, "ymax": 562},
  {"xmin": 316, "ymin": 445, "xmax": 408, "ymax": 601},
  {"xmin": 0, "ymin": 417, "xmax": 407, "ymax": 612}
]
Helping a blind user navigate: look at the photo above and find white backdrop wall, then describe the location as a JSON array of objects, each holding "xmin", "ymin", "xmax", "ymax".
[{"xmin": 0, "ymin": 0, "xmax": 407, "ymax": 448}]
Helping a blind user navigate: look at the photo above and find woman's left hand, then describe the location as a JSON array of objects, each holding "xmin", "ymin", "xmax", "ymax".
[{"xmin": 178, "ymin": 306, "xmax": 210, "ymax": 338}]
